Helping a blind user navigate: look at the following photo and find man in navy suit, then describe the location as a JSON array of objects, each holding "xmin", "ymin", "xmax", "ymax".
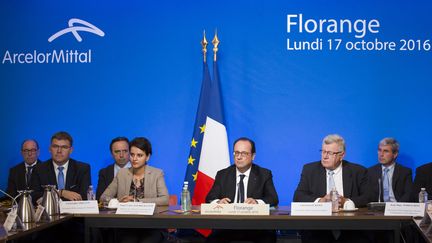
[
  {"xmin": 293, "ymin": 134, "xmax": 369, "ymax": 243},
  {"xmin": 367, "ymin": 137, "xmax": 413, "ymax": 203},
  {"xmin": 31, "ymin": 131, "xmax": 91, "ymax": 202},
  {"xmin": 96, "ymin": 136, "xmax": 130, "ymax": 200},
  {"xmin": 6, "ymin": 139, "xmax": 41, "ymax": 197},
  {"xmin": 205, "ymin": 137, "xmax": 278, "ymax": 243},
  {"xmin": 294, "ymin": 134, "xmax": 368, "ymax": 208}
]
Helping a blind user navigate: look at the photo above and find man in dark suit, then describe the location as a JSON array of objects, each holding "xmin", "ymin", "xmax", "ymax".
[
  {"xmin": 6, "ymin": 139, "xmax": 41, "ymax": 197},
  {"xmin": 96, "ymin": 137, "xmax": 130, "ymax": 200},
  {"xmin": 31, "ymin": 131, "xmax": 91, "ymax": 202},
  {"xmin": 414, "ymin": 162, "xmax": 432, "ymax": 201},
  {"xmin": 293, "ymin": 134, "xmax": 369, "ymax": 243},
  {"xmin": 367, "ymin": 137, "xmax": 413, "ymax": 203},
  {"xmin": 205, "ymin": 137, "xmax": 278, "ymax": 243}
]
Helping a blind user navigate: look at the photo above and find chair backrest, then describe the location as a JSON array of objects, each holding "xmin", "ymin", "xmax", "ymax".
[{"xmin": 169, "ymin": 194, "xmax": 178, "ymax": 206}]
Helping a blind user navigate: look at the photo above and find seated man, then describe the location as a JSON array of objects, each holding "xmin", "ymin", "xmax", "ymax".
[
  {"xmin": 413, "ymin": 162, "xmax": 432, "ymax": 202},
  {"xmin": 6, "ymin": 139, "xmax": 41, "ymax": 197},
  {"xmin": 31, "ymin": 131, "xmax": 91, "ymax": 202},
  {"xmin": 293, "ymin": 134, "xmax": 369, "ymax": 243},
  {"xmin": 205, "ymin": 137, "xmax": 278, "ymax": 243},
  {"xmin": 367, "ymin": 137, "xmax": 413, "ymax": 202},
  {"xmin": 96, "ymin": 136, "xmax": 131, "ymax": 200}
]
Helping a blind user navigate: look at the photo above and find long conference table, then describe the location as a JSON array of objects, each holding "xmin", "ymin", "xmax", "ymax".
[{"xmin": 1, "ymin": 206, "xmax": 430, "ymax": 243}]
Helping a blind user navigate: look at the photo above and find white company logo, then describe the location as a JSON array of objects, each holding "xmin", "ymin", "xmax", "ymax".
[
  {"xmin": 48, "ymin": 18, "xmax": 105, "ymax": 42},
  {"xmin": 2, "ymin": 18, "xmax": 104, "ymax": 64}
]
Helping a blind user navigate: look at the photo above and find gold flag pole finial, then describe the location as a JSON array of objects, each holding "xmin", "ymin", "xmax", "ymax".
[
  {"xmin": 201, "ymin": 30, "xmax": 208, "ymax": 63},
  {"xmin": 212, "ymin": 29, "xmax": 220, "ymax": 62}
]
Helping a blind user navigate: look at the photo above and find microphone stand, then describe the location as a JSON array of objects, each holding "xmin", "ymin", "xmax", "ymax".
[{"xmin": 378, "ymin": 178, "xmax": 382, "ymax": 203}]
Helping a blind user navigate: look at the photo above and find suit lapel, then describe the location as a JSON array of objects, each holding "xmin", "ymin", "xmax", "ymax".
[
  {"xmin": 19, "ymin": 163, "xmax": 28, "ymax": 188},
  {"xmin": 107, "ymin": 164, "xmax": 115, "ymax": 184},
  {"xmin": 65, "ymin": 160, "xmax": 76, "ymax": 189},
  {"xmin": 48, "ymin": 161, "xmax": 58, "ymax": 186},
  {"xmin": 124, "ymin": 168, "xmax": 133, "ymax": 197},
  {"xmin": 318, "ymin": 165, "xmax": 327, "ymax": 196},
  {"xmin": 392, "ymin": 164, "xmax": 399, "ymax": 190},
  {"xmin": 247, "ymin": 165, "xmax": 258, "ymax": 198},
  {"xmin": 228, "ymin": 166, "xmax": 237, "ymax": 201},
  {"xmin": 144, "ymin": 166, "xmax": 152, "ymax": 195},
  {"xmin": 342, "ymin": 162, "xmax": 353, "ymax": 197}
]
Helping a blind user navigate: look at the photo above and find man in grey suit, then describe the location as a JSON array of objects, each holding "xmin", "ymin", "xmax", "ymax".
[
  {"xmin": 367, "ymin": 137, "xmax": 413, "ymax": 202},
  {"xmin": 96, "ymin": 137, "xmax": 131, "ymax": 200},
  {"xmin": 293, "ymin": 134, "xmax": 369, "ymax": 243}
]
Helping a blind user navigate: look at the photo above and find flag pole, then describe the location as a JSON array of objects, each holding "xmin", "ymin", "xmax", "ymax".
[
  {"xmin": 201, "ymin": 30, "xmax": 208, "ymax": 63},
  {"xmin": 212, "ymin": 29, "xmax": 220, "ymax": 62}
]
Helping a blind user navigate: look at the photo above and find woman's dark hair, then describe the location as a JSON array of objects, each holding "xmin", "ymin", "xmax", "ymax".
[{"xmin": 129, "ymin": 137, "xmax": 152, "ymax": 155}]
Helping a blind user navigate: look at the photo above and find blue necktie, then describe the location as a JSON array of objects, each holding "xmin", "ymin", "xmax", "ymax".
[
  {"xmin": 383, "ymin": 168, "xmax": 390, "ymax": 202},
  {"xmin": 328, "ymin": 171, "xmax": 335, "ymax": 193},
  {"xmin": 58, "ymin": 166, "xmax": 65, "ymax": 190}
]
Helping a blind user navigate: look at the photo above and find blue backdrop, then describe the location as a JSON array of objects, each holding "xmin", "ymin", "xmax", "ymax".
[{"xmin": 1, "ymin": 0, "xmax": 431, "ymax": 205}]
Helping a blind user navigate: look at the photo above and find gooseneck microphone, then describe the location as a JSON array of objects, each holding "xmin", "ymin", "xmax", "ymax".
[
  {"xmin": 0, "ymin": 188, "xmax": 20, "ymax": 207},
  {"xmin": 378, "ymin": 178, "xmax": 382, "ymax": 203}
]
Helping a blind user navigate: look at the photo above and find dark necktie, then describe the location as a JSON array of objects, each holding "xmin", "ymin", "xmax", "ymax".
[
  {"xmin": 25, "ymin": 166, "xmax": 34, "ymax": 188},
  {"xmin": 237, "ymin": 174, "xmax": 246, "ymax": 203}
]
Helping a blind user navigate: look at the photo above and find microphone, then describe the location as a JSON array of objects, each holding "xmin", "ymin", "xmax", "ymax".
[
  {"xmin": 0, "ymin": 188, "xmax": 20, "ymax": 208},
  {"xmin": 378, "ymin": 178, "xmax": 381, "ymax": 203}
]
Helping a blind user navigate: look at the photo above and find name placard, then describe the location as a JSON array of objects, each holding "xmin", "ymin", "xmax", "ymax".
[
  {"xmin": 384, "ymin": 202, "xmax": 425, "ymax": 216},
  {"xmin": 291, "ymin": 202, "xmax": 332, "ymax": 216},
  {"xmin": 201, "ymin": 203, "xmax": 270, "ymax": 215},
  {"xmin": 59, "ymin": 200, "xmax": 99, "ymax": 214},
  {"xmin": 116, "ymin": 202, "xmax": 156, "ymax": 215},
  {"xmin": 3, "ymin": 207, "xmax": 18, "ymax": 232}
]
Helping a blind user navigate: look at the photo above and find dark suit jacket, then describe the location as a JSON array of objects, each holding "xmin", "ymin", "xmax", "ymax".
[
  {"xmin": 205, "ymin": 164, "xmax": 279, "ymax": 206},
  {"xmin": 367, "ymin": 163, "xmax": 413, "ymax": 202},
  {"xmin": 413, "ymin": 162, "xmax": 432, "ymax": 201},
  {"xmin": 96, "ymin": 164, "xmax": 115, "ymax": 200},
  {"xmin": 6, "ymin": 160, "xmax": 41, "ymax": 197},
  {"xmin": 30, "ymin": 159, "xmax": 91, "ymax": 202},
  {"xmin": 293, "ymin": 160, "xmax": 369, "ymax": 207}
]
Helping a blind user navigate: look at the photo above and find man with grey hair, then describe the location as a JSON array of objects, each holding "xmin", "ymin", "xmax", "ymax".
[
  {"xmin": 294, "ymin": 134, "xmax": 369, "ymax": 207},
  {"xmin": 294, "ymin": 134, "xmax": 369, "ymax": 242},
  {"xmin": 367, "ymin": 138, "xmax": 413, "ymax": 202}
]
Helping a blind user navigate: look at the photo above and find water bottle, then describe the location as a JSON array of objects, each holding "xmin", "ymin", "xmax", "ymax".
[
  {"xmin": 181, "ymin": 181, "xmax": 191, "ymax": 212},
  {"xmin": 87, "ymin": 185, "xmax": 95, "ymax": 200},
  {"xmin": 419, "ymin": 188, "xmax": 428, "ymax": 203},
  {"xmin": 330, "ymin": 187, "xmax": 339, "ymax": 212}
]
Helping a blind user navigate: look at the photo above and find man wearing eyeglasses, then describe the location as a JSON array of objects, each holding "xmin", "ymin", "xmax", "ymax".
[
  {"xmin": 205, "ymin": 137, "xmax": 278, "ymax": 243},
  {"xmin": 96, "ymin": 137, "xmax": 131, "ymax": 200},
  {"xmin": 293, "ymin": 134, "xmax": 369, "ymax": 243},
  {"xmin": 31, "ymin": 131, "xmax": 91, "ymax": 202},
  {"xmin": 6, "ymin": 139, "xmax": 41, "ymax": 197}
]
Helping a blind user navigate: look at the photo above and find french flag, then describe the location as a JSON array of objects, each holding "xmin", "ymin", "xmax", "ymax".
[{"xmin": 184, "ymin": 35, "xmax": 230, "ymax": 235}]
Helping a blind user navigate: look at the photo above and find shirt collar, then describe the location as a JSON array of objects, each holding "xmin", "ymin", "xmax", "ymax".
[
  {"xmin": 25, "ymin": 160, "xmax": 38, "ymax": 168},
  {"xmin": 382, "ymin": 163, "xmax": 395, "ymax": 171},
  {"xmin": 326, "ymin": 161, "xmax": 343, "ymax": 175},
  {"xmin": 236, "ymin": 166, "xmax": 252, "ymax": 178},
  {"xmin": 53, "ymin": 160, "xmax": 69, "ymax": 170}
]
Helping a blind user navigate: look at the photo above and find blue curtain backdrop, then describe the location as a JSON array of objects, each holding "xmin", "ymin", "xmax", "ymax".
[{"xmin": 1, "ymin": 0, "xmax": 431, "ymax": 204}]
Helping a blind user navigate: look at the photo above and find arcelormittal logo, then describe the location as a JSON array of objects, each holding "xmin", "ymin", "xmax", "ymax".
[{"xmin": 48, "ymin": 18, "xmax": 105, "ymax": 42}]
